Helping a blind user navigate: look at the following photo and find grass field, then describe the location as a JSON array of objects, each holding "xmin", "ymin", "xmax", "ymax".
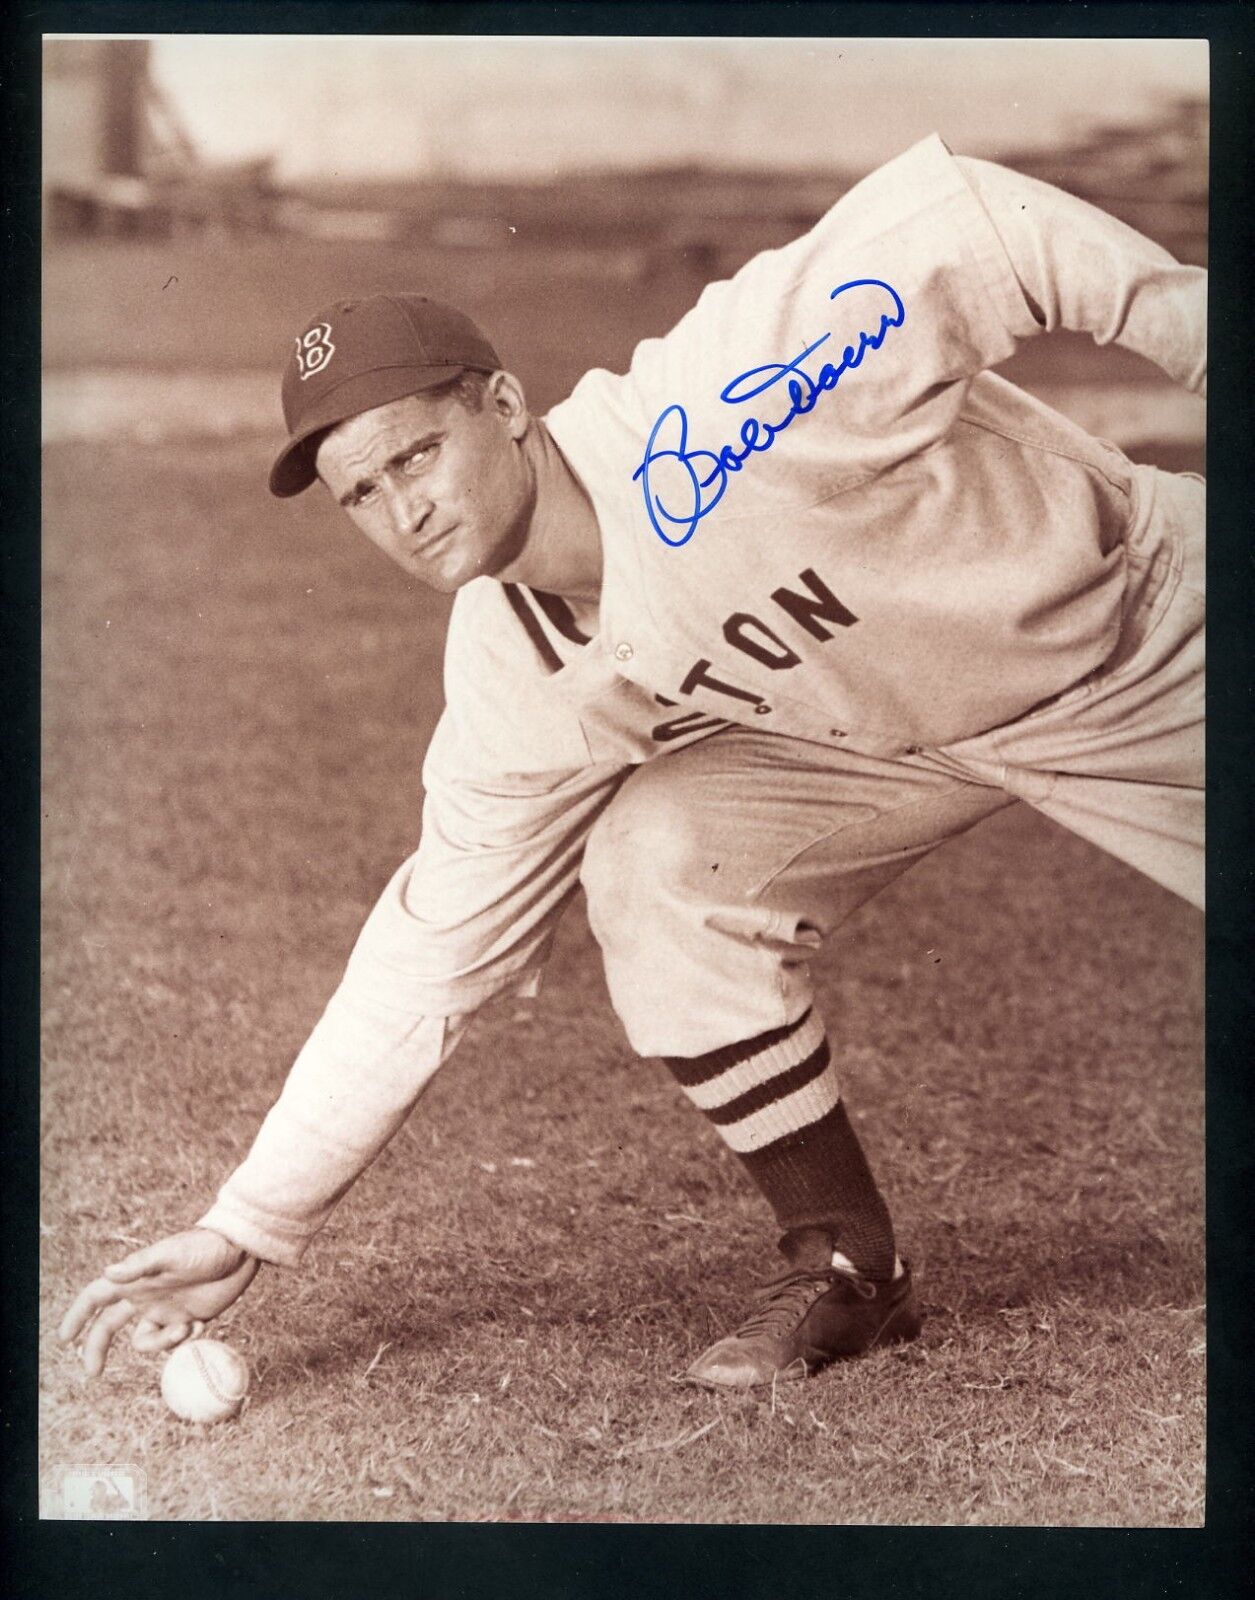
[{"xmin": 40, "ymin": 233, "xmax": 1204, "ymax": 1525}]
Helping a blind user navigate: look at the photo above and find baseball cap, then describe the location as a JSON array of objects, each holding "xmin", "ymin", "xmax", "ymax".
[{"xmin": 268, "ymin": 293, "xmax": 503, "ymax": 497}]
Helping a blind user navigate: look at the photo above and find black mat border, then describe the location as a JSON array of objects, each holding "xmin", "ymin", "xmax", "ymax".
[{"xmin": 6, "ymin": 5, "xmax": 1251, "ymax": 1598}]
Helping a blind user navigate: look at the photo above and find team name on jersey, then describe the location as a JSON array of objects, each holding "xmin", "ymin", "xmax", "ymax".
[{"xmin": 651, "ymin": 565, "xmax": 857, "ymax": 740}]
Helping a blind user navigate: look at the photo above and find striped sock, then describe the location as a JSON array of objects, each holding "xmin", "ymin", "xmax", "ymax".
[{"xmin": 663, "ymin": 1010, "xmax": 897, "ymax": 1281}]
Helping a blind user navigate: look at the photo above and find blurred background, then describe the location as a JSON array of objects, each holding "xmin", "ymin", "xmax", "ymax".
[{"xmin": 43, "ymin": 34, "xmax": 1207, "ymax": 464}]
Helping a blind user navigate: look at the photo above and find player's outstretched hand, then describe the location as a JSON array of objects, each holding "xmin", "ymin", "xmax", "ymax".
[{"xmin": 58, "ymin": 1228, "xmax": 260, "ymax": 1377}]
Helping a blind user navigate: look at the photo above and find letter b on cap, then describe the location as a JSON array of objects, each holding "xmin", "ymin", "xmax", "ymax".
[{"xmin": 295, "ymin": 323, "xmax": 335, "ymax": 381}]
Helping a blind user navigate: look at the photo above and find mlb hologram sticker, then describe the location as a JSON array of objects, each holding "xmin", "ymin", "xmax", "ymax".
[{"xmin": 43, "ymin": 1464, "xmax": 147, "ymax": 1520}]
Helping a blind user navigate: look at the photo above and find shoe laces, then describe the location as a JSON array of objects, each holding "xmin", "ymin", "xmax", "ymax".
[{"xmin": 733, "ymin": 1265, "xmax": 874, "ymax": 1340}]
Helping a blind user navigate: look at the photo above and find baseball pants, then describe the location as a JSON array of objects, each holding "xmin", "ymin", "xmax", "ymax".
[{"xmin": 580, "ymin": 468, "xmax": 1203, "ymax": 1060}]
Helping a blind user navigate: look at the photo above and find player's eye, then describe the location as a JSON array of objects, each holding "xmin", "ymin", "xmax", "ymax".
[{"xmin": 402, "ymin": 446, "xmax": 435, "ymax": 473}]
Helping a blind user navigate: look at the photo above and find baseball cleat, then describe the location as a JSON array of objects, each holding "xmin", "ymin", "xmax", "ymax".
[{"xmin": 683, "ymin": 1259, "xmax": 921, "ymax": 1390}]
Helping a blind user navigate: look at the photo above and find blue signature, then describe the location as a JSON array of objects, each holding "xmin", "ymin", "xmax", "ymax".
[{"xmin": 631, "ymin": 278, "xmax": 905, "ymax": 547}]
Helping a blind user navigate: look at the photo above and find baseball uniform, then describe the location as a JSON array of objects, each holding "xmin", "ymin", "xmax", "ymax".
[{"xmin": 200, "ymin": 135, "xmax": 1204, "ymax": 1266}]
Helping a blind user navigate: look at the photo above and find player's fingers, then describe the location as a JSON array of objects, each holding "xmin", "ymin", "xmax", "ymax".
[
  {"xmin": 81, "ymin": 1298, "xmax": 136, "ymax": 1377},
  {"xmin": 130, "ymin": 1303, "xmax": 206, "ymax": 1340},
  {"xmin": 59, "ymin": 1275, "xmax": 129, "ymax": 1343},
  {"xmin": 131, "ymin": 1316, "xmax": 195, "ymax": 1354}
]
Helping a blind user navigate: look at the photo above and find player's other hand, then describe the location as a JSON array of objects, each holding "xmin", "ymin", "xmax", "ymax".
[{"xmin": 58, "ymin": 1228, "xmax": 260, "ymax": 1377}]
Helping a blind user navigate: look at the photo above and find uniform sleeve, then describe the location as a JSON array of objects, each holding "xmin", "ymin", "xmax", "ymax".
[
  {"xmin": 336, "ymin": 712, "xmax": 627, "ymax": 1018},
  {"xmin": 614, "ymin": 134, "xmax": 1202, "ymax": 514},
  {"xmin": 198, "ymin": 1006, "xmax": 471, "ymax": 1265},
  {"xmin": 618, "ymin": 135, "xmax": 1044, "ymax": 498},
  {"xmin": 198, "ymin": 605, "xmax": 629, "ymax": 1265},
  {"xmin": 954, "ymin": 155, "xmax": 1207, "ymax": 395}
]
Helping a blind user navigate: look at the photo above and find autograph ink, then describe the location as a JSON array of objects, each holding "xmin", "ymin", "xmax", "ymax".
[{"xmin": 632, "ymin": 278, "xmax": 906, "ymax": 547}]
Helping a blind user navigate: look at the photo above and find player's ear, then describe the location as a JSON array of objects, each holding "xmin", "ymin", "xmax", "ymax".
[{"xmin": 488, "ymin": 371, "xmax": 531, "ymax": 438}]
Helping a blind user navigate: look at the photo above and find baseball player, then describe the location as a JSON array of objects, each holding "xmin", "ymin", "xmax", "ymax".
[{"xmin": 61, "ymin": 135, "xmax": 1204, "ymax": 1390}]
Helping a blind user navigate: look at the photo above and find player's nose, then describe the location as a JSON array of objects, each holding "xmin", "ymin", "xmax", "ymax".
[{"xmin": 383, "ymin": 481, "xmax": 434, "ymax": 540}]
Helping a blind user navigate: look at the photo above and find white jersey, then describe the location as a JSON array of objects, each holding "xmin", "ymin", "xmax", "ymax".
[{"xmin": 201, "ymin": 136, "xmax": 1205, "ymax": 1264}]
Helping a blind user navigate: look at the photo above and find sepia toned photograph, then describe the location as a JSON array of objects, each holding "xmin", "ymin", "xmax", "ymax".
[{"xmin": 41, "ymin": 31, "xmax": 1206, "ymax": 1525}]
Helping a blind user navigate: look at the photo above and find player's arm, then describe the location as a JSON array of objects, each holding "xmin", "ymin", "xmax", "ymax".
[
  {"xmin": 954, "ymin": 154, "xmax": 1206, "ymax": 394},
  {"xmin": 633, "ymin": 134, "xmax": 1203, "ymax": 492},
  {"xmin": 59, "ymin": 1003, "xmax": 468, "ymax": 1373},
  {"xmin": 57, "ymin": 1015, "xmax": 468, "ymax": 1373},
  {"xmin": 198, "ymin": 732, "xmax": 626, "ymax": 1257},
  {"xmin": 60, "ymin": 716, "xmax": 627, "ymax": 1373}
]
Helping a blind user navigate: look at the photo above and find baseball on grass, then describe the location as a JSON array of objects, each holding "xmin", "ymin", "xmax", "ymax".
[{"xmin": 160, "ymin": 1338, "xmax": 250, "ymax": 1423}]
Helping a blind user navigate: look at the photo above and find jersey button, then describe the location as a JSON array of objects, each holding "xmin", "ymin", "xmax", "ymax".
[
  {"xmin": 614, "ymin": 643, "xmax": 634, "ymax": 663},
  {"xmin": 753, "ymin": 704, "xmax": 771, "ymax": 715}
]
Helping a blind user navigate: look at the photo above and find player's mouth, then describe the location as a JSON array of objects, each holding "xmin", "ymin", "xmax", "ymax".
[{"xmin": 413, "ymin": 524, "xmax": 458, "ymax": 559}]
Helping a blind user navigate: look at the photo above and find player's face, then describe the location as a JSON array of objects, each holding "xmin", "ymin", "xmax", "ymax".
[{"xmin": 315, "ymin": 378, "xmax": 534, "ymax": 592}]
